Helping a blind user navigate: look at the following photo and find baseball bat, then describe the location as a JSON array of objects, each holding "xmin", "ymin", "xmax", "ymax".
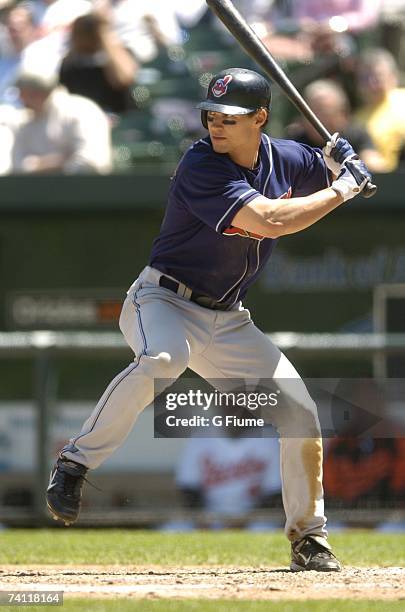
[{"xmin": 206, "ymin": 0, "xmax": 377, "ymax": 198}]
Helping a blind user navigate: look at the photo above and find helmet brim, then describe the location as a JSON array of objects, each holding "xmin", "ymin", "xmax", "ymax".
[{"xmin": 196, "ymin": 101, "xmax": 257, "ymax": 115}]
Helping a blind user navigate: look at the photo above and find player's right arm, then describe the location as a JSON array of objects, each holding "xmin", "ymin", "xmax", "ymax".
[{"xmin": 232, "ymin": 159, "xmax": 370, "ymax": 239}]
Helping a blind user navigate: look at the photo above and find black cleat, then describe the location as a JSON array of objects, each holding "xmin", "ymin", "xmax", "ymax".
[
  {"xmin": 290, "ymin": 535, "xmax": 342, "ymax": 572},
  {"xmin": 46, "ymin": 456, "xmax": 88, "ymax": 526}
]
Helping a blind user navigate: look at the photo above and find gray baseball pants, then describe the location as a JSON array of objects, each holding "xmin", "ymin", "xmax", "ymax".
[{"xmin": 62, "ymin": 265, "xmax": 327, "ymax": 543}]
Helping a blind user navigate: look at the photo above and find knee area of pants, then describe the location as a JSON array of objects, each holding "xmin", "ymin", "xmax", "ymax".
[
  {"xmin": 143, "ymin": 350, "xmax": 188, "ymax": 378},
  {"xmin": 275, "ymin": 400, "xmax": 320, "ymax": 437},
  {"xmin": 298, "ymin": 401, "xmax": 321, "ymax": 434}
]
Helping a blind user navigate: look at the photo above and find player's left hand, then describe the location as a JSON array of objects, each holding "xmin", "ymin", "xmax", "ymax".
[
  {"xmin": 323, "ymin": 132, "xmax": 356, "ymax": 175},
  {"xmin": 331, "ymin": 157, "xmax": 371, "ymax": 201}
]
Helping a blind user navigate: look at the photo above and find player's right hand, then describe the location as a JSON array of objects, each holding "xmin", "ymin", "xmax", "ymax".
[{"xmin": 331, "ymin": 158, "xmax": 371, "ymax": 202}]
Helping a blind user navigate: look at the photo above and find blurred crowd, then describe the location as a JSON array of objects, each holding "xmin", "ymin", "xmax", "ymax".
[
  {"xmin": 174, "ymin": 432, "xmax": 405, "ymax": 525},
  {"xmin": 0, "ymin": 0, "xmax": 404, "ymax": 174}
]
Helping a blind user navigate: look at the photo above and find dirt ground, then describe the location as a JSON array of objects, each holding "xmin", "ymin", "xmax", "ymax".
[{"xmin": 0, "ymin": 565, "xmax": 404, "ymax": 600}]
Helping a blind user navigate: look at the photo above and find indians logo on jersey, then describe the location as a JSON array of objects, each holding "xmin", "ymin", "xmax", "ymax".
[
  {"xmin": 224, "ymin": 186, "xmax": 292, "ymax": 241},
  {"xmin": 212, "ymin": 75, "xmax": 233, "ymax": 98}
]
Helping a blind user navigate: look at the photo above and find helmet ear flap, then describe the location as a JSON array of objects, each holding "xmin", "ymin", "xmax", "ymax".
[{"xmin": 201, "ymin": 110, "xmax": 208, "ymax": 129}]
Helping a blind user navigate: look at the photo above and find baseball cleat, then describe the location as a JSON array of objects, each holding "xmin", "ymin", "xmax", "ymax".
[
  {"xmin": 290, "ymin": 535, "xmax": 341, "ymax": 572},
  {"xmin": 46, "ymin": 456, "xmax": 88, "ymax": 526}
]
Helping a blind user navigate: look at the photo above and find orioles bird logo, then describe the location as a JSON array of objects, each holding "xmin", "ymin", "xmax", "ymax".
[
  {"xmin": 212, "ymin": 75, "xmax": 233, "ymax": 98},
  {"xmin": 224, "ymin": 187, "xmax": 292, "ymax": 241}
]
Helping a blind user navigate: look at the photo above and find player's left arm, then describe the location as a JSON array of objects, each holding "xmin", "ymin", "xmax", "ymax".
[{"xmin": 232, "ymin": 157, "xmax": 370, "ymax": 238}]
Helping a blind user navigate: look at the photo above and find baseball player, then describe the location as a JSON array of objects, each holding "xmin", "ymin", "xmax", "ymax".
[
  {"xmin": 176, "ymin": 432, "xmax": 282, "ymax": 516},
  {"xmin": 47, "ymin": 68, "xmax": 371, "ymax": 572}
]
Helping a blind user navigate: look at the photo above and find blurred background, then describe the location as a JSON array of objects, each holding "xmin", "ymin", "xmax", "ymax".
[{"xmin": 0, "ymin": 0, "xmax": 404, "ymax": 531}]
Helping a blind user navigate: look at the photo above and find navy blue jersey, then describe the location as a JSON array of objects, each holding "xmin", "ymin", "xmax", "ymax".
[{"xmin": 150, "ymin": 134, "xmax": 329, "ymax": 306}]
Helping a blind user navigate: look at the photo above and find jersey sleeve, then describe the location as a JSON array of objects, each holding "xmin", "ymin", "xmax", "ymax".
[
  {"xmin": 292, "ymin": 144, "xmax": 331, "ymax": 198},
  {"xmin": 173, "ymin": 158, "xmax": 260, "ymax": 233}
]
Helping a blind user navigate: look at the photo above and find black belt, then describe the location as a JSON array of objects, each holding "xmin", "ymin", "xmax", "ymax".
[{"xmin": 159, "ymin": 275, "xmax": 231, "ymax": 311}]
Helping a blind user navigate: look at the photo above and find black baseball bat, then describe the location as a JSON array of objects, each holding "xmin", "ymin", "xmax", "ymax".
[{"xmin": 206, "ymin": 0, "xmax": 377, "ymax": 198}]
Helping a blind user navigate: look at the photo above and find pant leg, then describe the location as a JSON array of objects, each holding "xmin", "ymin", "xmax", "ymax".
[
  {"xmin": 189, "ymin": 305, "xmax": 327, "ymax": 542},
  {"xmin": 62, "ymin": 280, "xmax": 192, "ymax": 469}
]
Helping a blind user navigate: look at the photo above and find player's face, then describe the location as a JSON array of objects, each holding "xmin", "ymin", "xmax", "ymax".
[{"xmin": 207, "ymin": 111, "xmax": 265, "ymax": 161}]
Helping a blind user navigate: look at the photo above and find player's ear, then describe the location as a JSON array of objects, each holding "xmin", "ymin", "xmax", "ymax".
[{"xmin": 255, "ymin": 108, "xmax": 268, "ymax": 128}]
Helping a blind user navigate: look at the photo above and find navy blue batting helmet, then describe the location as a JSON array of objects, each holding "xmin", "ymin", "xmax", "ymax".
[{"xmin": 197, "ymin": 68, "xmax": 272, "ymax": 128}]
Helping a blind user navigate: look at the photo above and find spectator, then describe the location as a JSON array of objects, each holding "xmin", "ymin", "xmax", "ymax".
[
  {"xmin": 173, "ymin": 0, "xmax": 209, "ymax": 29},
  {"xmin": 96, "ymin": 0, "xmax": 183, "ymax": 65},
  {"xmin": 0, "ymin": 103, "xmax": 22, "ymax": 174},
  {"xmin": 356, "ymin": 48, "xmax": 405, "ymax": 172},
  {"xmin": 11, "ymin": 67, "xmax": 112, "ymax": 174},
  {"xmin": 212, "ymin": 1, "xmax": 278, "ymax": 43},
  {"xmin": 324, "ymin": 379, "xmax": 405, "ymax": 510},
  {"xmin": 28, "ymin": 0, "xmax": 92, "ymax": 36},
  {"xmin": 287, "ymin": 79, "xmax": 386, "ymax": 172},
  {"xmin": 261, "ymin": 0, "xmax": 381, "ymax": 64},
  {"xmin": 0, "ymin": 5, "xmax": 38, "ymax": 106},
  {"xmin": 22, "ymin": 0, "xmax": 92, "ymax": 76},
  {"xmin": 381, "ymin": 0, "xmax": 405, "ymax": 70},
  {"xmin": 270, "ymin": 0, "xmax": 381, "ymax": 34},
  {"xmin": 59, "ymin": 13, "xmax": 138, "ymax": 114},
  {"xmin": 176, "ymin": 432, "xmax": 282, "ymax": 516},
  {"xmin": 324, "ymin": 438, "xmax": 405, "ymax": 507}
]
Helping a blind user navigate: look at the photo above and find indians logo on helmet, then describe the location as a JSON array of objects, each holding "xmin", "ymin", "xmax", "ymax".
[{"xmin": 212, "ymin": 75, "xmax": 233, "ymax": 98}]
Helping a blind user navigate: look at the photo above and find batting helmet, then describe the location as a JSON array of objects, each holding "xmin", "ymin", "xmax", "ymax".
[{"xmin": 197, "ymin": 68, "xmax": 272, "ymax": 129}]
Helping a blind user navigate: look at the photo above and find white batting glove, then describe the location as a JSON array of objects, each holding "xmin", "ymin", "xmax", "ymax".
[
  {"xmin": 323, "ymin": 132, "xmax": 357, "ymax": 175},
  {"xmin": 331, "ymin": 159, "xmax": 370, "ymax": 202},
  {"xmin": 323, "ymin": 133, "xmax": 341, "ymax": 175}
]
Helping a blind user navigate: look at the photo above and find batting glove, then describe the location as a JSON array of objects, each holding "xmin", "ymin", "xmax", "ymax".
[
  {"xmin": 331, "ymin": 158, "xmax": 371, "ymax": 202},
  {"xmin": 323, "ymin": 132, "xmax": 357, "ymax": 175}
]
